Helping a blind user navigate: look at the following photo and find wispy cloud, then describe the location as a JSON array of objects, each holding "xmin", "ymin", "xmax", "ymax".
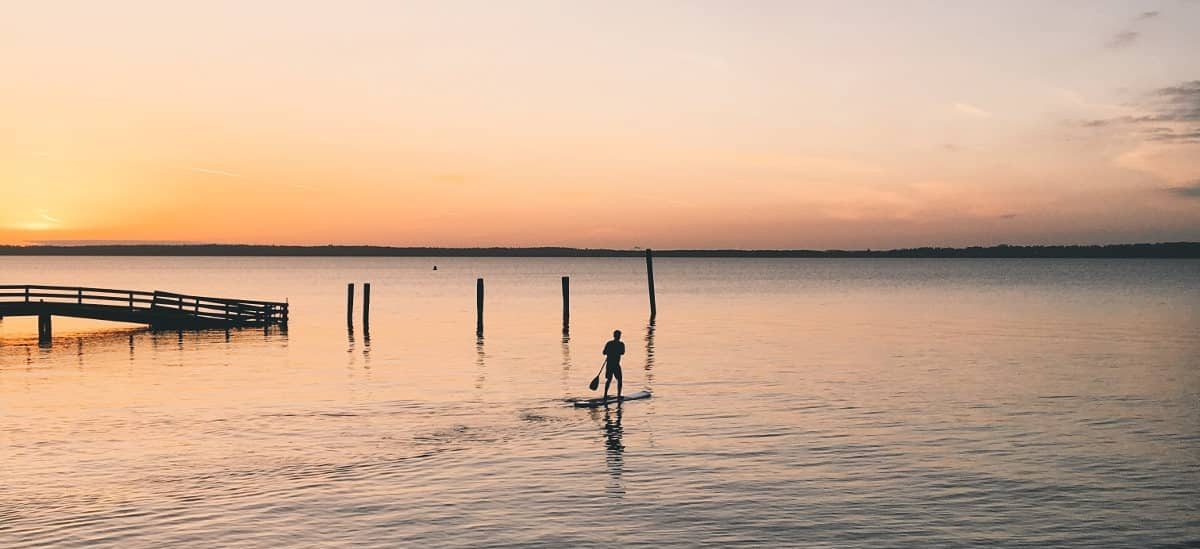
[
  {"xmin": 1079, "ymin": 80, "xmax": 1200, "ymax": 144},
  {"xmin": 1146, "ymin": 130, "xmax": 1200, "ymax": 143},
  {"xmin": 36, "ymin": 209, "xmax": 62, "ymax": 224},
  {"xmin": 1154, "ymin": 80, "xmax": 1200, "ymax": 123},
  {"xmin": 1106, "ymin": 31, "xmax": 1140, "ymax": 49},
  {"xmin": 953, "ymin": 102, "xmax": 991, "ymax": 118},
  {"xmin": 1165, "ymin": 180, "xmax": 1200, "ymax": 198},
  {"xmin": 1106, "ymin": 10, "xmax": 1161, "ymax": 49},
  {"xmin": 189, "ymin": 167, "xmax": 242, "ymax": 178},
  {"xmin": 4, "ymin": 209, "xmax": 64, "ymax": 231}
]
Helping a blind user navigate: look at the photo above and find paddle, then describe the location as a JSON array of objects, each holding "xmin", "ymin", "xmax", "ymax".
[{"xmin": 588, "ymin": 359, "xmax": 606, "ymax": 391}]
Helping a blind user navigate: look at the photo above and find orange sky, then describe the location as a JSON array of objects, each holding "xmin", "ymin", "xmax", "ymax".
[{"xmin": 2, "ymin": 1, "xmax": 1199, "ymax": 248}]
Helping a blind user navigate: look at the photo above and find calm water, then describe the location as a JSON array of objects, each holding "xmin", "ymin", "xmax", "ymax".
[{"xmin": 2, "ymin": 257, "xmax": 1198, "ymax": 547}]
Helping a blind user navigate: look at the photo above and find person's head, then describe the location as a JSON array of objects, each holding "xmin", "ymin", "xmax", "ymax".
[{"xmin": 613, "ymin": 329, "xmax": 622, "ymax": 340}]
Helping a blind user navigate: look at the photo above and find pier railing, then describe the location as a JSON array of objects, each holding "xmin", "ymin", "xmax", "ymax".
[
  {"xmin": 150, "ymin": 290, "xmax": 287, "ymax": 324},
  {"xmin": 0, "ymin": 284, "xmax": 288, "ymax": 326},
  {"xmin": 0, "ymin": 285, "xmax": 156, "ymax": 309}
]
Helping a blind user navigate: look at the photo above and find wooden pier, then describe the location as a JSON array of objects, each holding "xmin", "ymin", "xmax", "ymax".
[{"xmin": 0, "ymin": 284, "xmax": 288, "ymax": 342}]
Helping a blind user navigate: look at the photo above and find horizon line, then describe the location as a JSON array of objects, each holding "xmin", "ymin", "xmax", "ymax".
[{"xmin": 1, "ymin": 242, "xmax": 1198, "ymax": 259}]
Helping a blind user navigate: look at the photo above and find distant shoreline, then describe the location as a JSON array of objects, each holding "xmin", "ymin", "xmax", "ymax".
[{"xmin": 1, "ymin": 242, "xmax": 1197, "ymax": 258}]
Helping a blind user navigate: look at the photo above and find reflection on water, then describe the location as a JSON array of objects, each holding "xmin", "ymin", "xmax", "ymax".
[
  {"xmin": 644, "ymin": 319, "xmax": 656, "ymax": 389},
  {"xmin": 347, "ymin": 323, "xmax": 372, "ymax": 366},
  {"xmin": 601, "ymin": 403, "xmax": 625, "ymax": 497},
  {"xmin": 1, "ymin": 325, "xmax": 289, "ymax": 361},
  {"xmin": 560, "ymin": 332, "xmax": 572, "ymax": 396},
  {"xmin": 1, "ymin": 257, "xmax": 1197, "ymax": 547},
  {"xmin": 475, "ymin": 334, "xmax": 487, "ymax": 391},
  {"xmin": 362, "ymin": 326, "xmax": 371, "ymax": 365}
]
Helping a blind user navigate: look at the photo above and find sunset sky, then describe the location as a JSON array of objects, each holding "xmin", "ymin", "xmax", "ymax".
[{"xmin": 2, "ymin": 0, "xmax": 1199, "ymax": 249}]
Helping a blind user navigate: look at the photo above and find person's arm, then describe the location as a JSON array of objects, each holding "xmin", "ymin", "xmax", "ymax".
[
  {"xmin": 619, "ymin": 342, "xmax": 625, "ymax": 356},
  {"xmin": 602, "ymin": 341, "xmax": 610, "ymax": 355}
]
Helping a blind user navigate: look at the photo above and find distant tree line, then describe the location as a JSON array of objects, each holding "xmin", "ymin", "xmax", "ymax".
[{"xmin": 0, "ymin": 242, "xmax": 1197, "ymax": 258}]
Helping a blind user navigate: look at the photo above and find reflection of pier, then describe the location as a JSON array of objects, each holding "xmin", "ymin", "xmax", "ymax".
[{"xmin": 0, "ymin": 285, "xmax": 288, "ymax": 343}]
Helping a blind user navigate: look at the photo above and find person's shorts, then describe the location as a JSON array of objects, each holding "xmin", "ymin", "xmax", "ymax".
[{"xmin": 606, "ymin": 363, "xmax": 623, "ymax": 380}]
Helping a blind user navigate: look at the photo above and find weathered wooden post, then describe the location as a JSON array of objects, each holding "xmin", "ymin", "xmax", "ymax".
[
  {"xmin": 362, "ymin": 283, "xmax": 371, "ymax": 330},
  {"xmin": 476, "ymin": 278, "xmax": 484, "ymax": 335},
  {"xmin": 38, "ymin": 312, "xmax": 51, "ymax": 344},
  {"xmin": 645, "ymin": 248, "xmax": 657, "ymax": 319},
  {"xmin": 561, "ymin": 276, "xmax": 570, "ymax": 331},
  {"xmin": 346, "ymin": 283, "xmax": 355, "ymax": 329}
]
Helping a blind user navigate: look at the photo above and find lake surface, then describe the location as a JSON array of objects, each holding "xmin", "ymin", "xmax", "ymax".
[{"xmin": 2, "ymin": 257, "xmax": 1198, "ymax": 547}]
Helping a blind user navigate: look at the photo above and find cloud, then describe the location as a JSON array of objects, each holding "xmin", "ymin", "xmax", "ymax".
[
  {"xmin": 1079, "ymin": 80, "xmax": 1200, "ymax": 143},
  {"xmin": 1105, "ymin": 10, "xmax": 1161, "ymax": 49},
  {"xmin": 1147, "ymin": 130, "xmax": 1200, "ymax": 144},
  {"xmin": 189, "ymin": 167, "xmax": 242, "ymax": 178},
  {"xmin": 953, "ymin": 102, "xmax": 992, "ymax": 118},
  {"xmin": 36, "ymin": 209, "xmax": 62, "ymax": 224},
  {"xmin": 1165, "ymin": 180, "xmax": 1200, "ymax": 198},
  {"xmin": 1154, "ymin": 80, "xmax": 1200, "ymax": 122},
  {"xmin": 1106, "ymin": 31, "xmax": 1140, "ymax": 49},
  {"xmin": 4, "ymin": 209, "xmax": 64, "ymax": 231}
]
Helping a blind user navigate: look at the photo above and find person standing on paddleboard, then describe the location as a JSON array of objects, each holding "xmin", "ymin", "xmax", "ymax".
[{"xmin": 602, "ymin": 330, "xmax": 625, "ymax": 401}]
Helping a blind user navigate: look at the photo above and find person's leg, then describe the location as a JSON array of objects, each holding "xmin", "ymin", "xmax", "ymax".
[
  {"xmin": 615, "ymin": 366, "xmax": 623, "ymax": 398},
  {"xmin": 603, "ymin": 367, "xmax": 613, "ymax": 401}
]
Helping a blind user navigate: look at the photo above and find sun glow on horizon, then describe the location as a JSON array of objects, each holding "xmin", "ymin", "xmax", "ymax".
[{"xmin": 1, "ymin": 1, "xmax": 1198, "ymax": 248}]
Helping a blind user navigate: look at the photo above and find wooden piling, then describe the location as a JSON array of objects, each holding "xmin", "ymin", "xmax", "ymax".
[
  {"xmin": 362, "ymin": 283, "xmax": 371, "ymax": 329},
  {"xmin": 38, "ymin": 313, "xmax": 51, "ymax": 343},
  {"xmin": 346, "ymin": 283, "xmax": 355, "ymax": 328},
  {"xmin": 561, "ymin": 276, "xmax": 570, "ymax": 330},
  {"xmin": 645, "ymin": 248, "xmax": 657, "ymax": 319},
  {"xmin": 476, "ymin": 278, "xmax": 484, "ymax": 335}
]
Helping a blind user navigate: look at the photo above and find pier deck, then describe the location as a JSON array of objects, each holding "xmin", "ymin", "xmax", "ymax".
[{"xmin": 0, "ymin": 285, "xmax": 287, "ymax": 342}]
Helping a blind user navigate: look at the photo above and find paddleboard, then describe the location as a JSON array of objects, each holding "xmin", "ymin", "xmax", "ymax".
[{"xmin": 572, "ymin": 390, "xmax": 652, "ymax": 408}]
